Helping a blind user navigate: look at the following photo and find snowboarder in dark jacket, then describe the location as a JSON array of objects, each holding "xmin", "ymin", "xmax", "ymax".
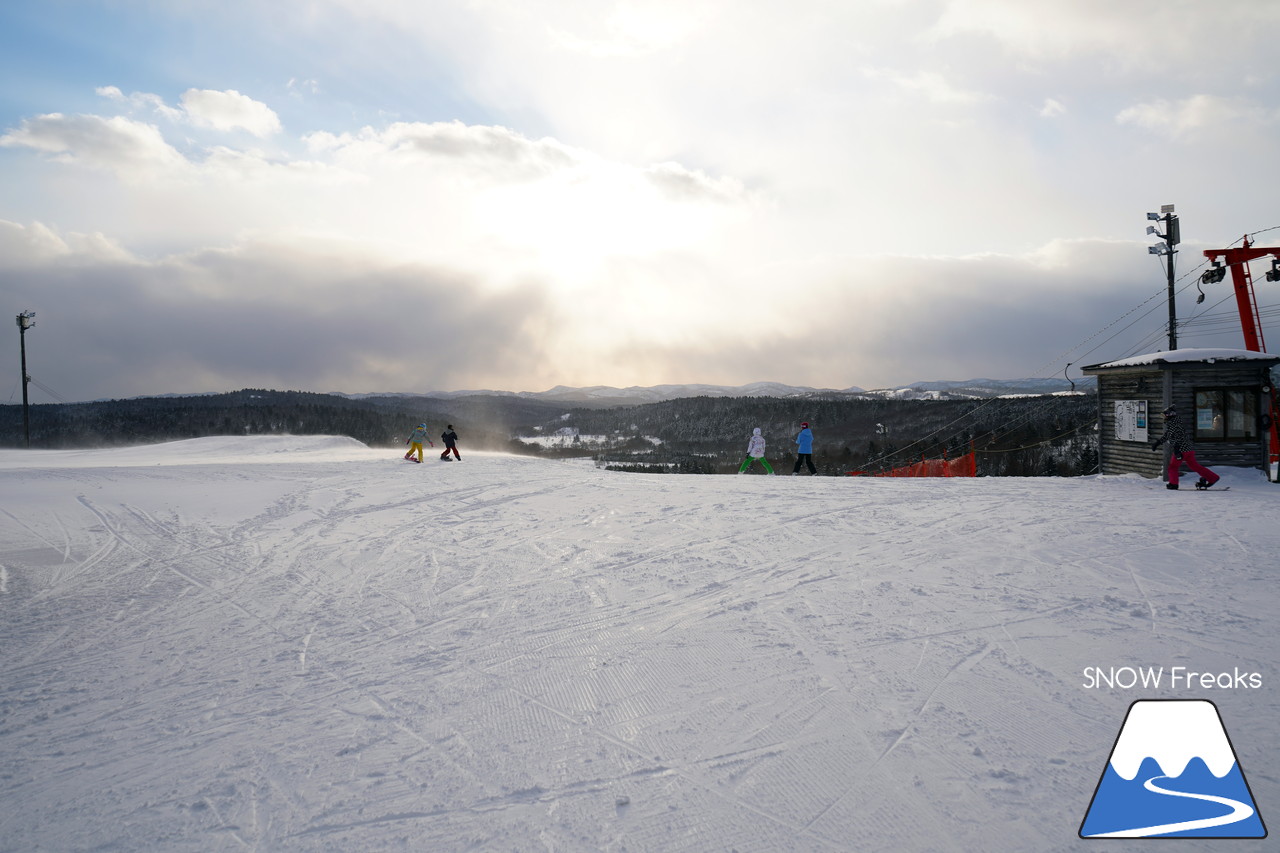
[
  {"xmin": 1151, "ymin": 405, "xmax": 1219, "ymax": 490},
  {"xmin": 440, "ymin": 425, "xmax": 461, "ymax": 461}
]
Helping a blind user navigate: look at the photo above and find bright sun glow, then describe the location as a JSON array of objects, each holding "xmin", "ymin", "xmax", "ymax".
[{"xmin": 475, "ymin": 163, "xmax": 718, "ymax": 283}]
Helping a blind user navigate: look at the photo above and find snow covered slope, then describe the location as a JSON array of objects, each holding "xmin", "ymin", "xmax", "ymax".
[{"xmin": 1, "ymin": 438, "xmax": 1276, "ymax": 851}]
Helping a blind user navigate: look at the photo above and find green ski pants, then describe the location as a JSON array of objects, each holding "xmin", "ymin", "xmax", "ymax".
[{"xmin": 737, "ymin": 456, "xmax": 774, "ymax": 474}]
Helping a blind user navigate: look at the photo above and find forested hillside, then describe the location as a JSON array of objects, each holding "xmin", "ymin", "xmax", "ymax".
[
  {"xmin": 515, "ymin": 393, "xmax": 1101, "ymax": 476},
  {"xmin": 0, "ymin": 390, "xmax": 537, "ymax": 452},
  {"xmin": 2, "ymin": 389, "xmax": 1102, "ymax": 476}
]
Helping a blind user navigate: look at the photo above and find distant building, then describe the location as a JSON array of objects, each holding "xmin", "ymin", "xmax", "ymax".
[{"xmin": 1081, "ymin": 348, "xmax": 1279, "ymax": 482}]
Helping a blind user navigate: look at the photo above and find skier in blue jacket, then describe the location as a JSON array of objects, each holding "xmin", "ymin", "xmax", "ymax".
[{"xmin": 792, "ymin": 421, "xmax": 817, "ymax": 475}]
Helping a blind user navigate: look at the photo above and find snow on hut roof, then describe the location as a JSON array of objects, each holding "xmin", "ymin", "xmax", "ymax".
[{"xmin": 1083, "ymin": 347, "xmax": 1280, "ymax": 371}]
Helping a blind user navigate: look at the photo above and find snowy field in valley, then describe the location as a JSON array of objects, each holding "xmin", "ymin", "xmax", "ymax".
[{"xmin": 1, "ymin": 436, "xmax": 1276, "ymax": 852}]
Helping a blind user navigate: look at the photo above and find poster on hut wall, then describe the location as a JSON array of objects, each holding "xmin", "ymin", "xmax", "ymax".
[{"xmin": 1114, "ymin": 400, "xmax": 1149, "ymax": 442}]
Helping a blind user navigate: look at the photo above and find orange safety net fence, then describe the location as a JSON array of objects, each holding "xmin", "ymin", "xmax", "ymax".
[{"xmin": 846, "ymin": 450, "xmax": 977, "ymax": 478}]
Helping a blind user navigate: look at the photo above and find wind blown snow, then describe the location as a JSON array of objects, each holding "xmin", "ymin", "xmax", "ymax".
[{"xmin": 1, "ymin": 437, "xmax": 1275, "ymax": 851}]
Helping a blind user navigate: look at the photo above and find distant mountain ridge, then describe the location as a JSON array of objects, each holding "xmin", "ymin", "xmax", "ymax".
[
  {"xmin": 890, "ymin": 377, "xmax": 1095, "ymax": 399},
  {"xmin": 337, "ymin": 382, "xmax": 851, "ymax": 407},
  {"xmin": 339, "ymin": 377, "xmax": 1091, "ymax": 407}
]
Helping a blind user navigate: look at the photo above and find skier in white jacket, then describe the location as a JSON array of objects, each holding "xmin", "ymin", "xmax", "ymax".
[{"xmin": 736, "ymin": 427, "xmax": 774, "ymax": 474}]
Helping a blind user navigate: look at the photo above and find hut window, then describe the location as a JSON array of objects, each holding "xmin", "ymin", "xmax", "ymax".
[{"xmin": 1194, "ymin": 388, "xmax": 1259, "ymax": 440}]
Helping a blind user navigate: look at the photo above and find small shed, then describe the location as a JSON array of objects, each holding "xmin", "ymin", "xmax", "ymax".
[{"xmin": 1081, "ymin": 348, "xmax": 1279, "ymax": 482}]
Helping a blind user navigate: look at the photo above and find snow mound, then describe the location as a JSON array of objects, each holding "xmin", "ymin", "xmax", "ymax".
[{"xmin": 0, "ymin": 435, "xmax": 379, "ymax": 468}]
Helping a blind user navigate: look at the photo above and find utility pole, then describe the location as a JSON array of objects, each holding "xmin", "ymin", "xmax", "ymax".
[
  {"xmin": 1146, "ymin": 204, "xmax": 1180, "ymax": 350},
  {"xmin": 16, "ymin": 311, "xmax": 35, "ymax": 448}
]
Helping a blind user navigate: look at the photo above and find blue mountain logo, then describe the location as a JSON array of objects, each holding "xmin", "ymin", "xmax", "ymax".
[{"xmin": 1080, "ymin": 699, "xmax": 1266, "ymax": 838}]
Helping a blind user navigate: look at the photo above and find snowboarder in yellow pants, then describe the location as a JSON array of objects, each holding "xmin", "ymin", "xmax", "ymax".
[{"xmin": 404, "ymin": 424, "xmax": 434, "ymax": 463}]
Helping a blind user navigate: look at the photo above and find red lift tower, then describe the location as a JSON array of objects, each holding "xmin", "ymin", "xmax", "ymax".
[{"xmin": 1201, "ymin": 237, "xmax": 1280, "ymax": 479}]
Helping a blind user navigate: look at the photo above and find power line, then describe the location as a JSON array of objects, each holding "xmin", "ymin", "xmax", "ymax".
[{"xmin": 28, "ymin": 376, "xmax": 71, "ymax": 405}]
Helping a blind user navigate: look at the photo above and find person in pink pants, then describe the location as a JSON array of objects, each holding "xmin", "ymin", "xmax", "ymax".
[{"xmin": 1151, "ymin": 405, "xmax": 1219, "ymax": 490}]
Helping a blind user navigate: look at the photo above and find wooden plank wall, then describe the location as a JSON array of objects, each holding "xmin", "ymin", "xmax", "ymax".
[
  {"xmin": 1095, "ymin": 368, "xmax": 1162, "ymax": 478},
  {"xmin": 1171, "ymin": 363, "xmax": 1270, "ymax": 469}
]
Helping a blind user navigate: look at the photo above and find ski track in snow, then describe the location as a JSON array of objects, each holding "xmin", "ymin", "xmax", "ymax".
[{"xmin": 0, "ymin": 441, "xmax": 1276, "ymax": 852}]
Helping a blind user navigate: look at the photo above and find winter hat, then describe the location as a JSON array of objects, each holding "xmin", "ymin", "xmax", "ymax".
[
  {"xmin": 1161, "ymin": 405, "xmax": 1177, "ymax": 417},
  {"xmin": 800, "ymin": 422, "xmax": 810, "ymax": 428}
]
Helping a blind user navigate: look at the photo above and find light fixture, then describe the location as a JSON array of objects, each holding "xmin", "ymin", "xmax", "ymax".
[
  {"xmin": 1200, "ymin": 261, "xmax": 1227, "ymax": 284},
  {"xmin": 1266, "ymin": 257, "xmax": 1280, "ymax": 282},
  {"xmin": 1147, "ymin": 212, "xmax": 1162, "ymax": 221},
  {"xmin": 1149, "ymin": 244, "xmax": 1171, "ymax": 255}
]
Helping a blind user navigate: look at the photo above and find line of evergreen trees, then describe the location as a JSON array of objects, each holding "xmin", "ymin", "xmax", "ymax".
[
  {"xmin": 517, "ymin": 394, "xmax": 1101, "ymax": 477},
  {"xmin": 1, "ymin": 388, "xmax": 1102, "ymax": 476},
  {"xmin": 0, "ymin": 390, "xmax": 525, "ymax": 452}
]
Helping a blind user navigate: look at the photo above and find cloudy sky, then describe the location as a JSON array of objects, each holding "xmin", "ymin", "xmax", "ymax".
[{"xmin": 2, "ymin": 0, "xmax": 1279, "ymax": 401}]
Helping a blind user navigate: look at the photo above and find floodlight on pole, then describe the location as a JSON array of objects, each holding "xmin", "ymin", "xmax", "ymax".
[{"xmin": 1145, "ymin": 205, "xmax": 1179, "ymax": 350}]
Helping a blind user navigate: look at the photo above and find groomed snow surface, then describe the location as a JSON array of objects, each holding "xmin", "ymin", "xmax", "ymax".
[{"xmin": 1, "ymin": 437, "xmax": 1276, "ymax": 852}]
